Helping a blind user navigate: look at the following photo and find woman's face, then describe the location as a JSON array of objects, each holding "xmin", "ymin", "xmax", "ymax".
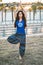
[{"xmin": 18, "ymin": 12, "xmax": 23, "ymax": 19}]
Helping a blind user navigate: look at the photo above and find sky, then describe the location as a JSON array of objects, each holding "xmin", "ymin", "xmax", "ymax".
[{"xmin": 1, "ymin": 0, "xmax": 43, "ymax": 3}]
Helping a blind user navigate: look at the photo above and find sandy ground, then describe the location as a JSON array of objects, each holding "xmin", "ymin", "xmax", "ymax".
[{"xmin": 0, "ymin": 35, "xmax": 43, "ymax": 65}]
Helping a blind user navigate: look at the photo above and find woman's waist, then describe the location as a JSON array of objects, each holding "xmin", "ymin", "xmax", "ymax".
[{"xmin": 16, "ymin": 33, "xmax": 26, "ymax": 35}]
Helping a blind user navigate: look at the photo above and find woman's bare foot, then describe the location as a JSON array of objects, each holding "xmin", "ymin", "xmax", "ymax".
[{"xmin": 19, "ymin": 55, "xmax": 23, "ymax": 60}]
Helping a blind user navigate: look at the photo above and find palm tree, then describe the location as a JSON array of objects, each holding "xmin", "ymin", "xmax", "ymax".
[
  {"xmin": 10, "ymin": 6, "xmax": 16, "ymax": 22},
  {"xmin": 38, "ymin": 6, "xmax": 43, "ymax": 21},
  {"xmin": 28, "ymin": 8, "xmax": 32, "ymax": 21},
  {"xmin": 37, "ymin": 6, "xmax": 43, "ymax": 33},
  {"xmin": 0, "ymin": 4, "xmax": 3, "ymax": 22},
  {"xmin": 2, "ymin": 3, "xmax": 10, "ymax": 22},
  {"xmin": 2, "ymin": 7, "xmax": 3, "ymax": 22},
  {"xmin": 4, "ymin": 6, "xmax": 10, "ymax": 22},
  {"xmin": 2, "ymin": 4, "xmax": 7, "ymax": 22},
  {"xmin": 31, "ymin": 4, "xmax": 37, "ymax": 20},
  {"xmin": 10, "ymin": 7, "xmax": 13, "ymax": 22},
  {"xmin": 4, "ymin": 9, "xmax": 6, "ymax": 22}
]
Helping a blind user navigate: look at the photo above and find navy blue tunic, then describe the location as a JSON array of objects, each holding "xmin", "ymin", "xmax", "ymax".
[{"xmin": 15, "ymin": 19, "xmax": 25, "ymax": 34}]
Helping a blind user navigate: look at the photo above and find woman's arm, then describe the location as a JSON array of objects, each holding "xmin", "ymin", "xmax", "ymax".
[
  {"xmin": 25, "ymin": 23, "xmax": 27, "ymax": 29},
  {"xmin": 14, "ymin": 20, "xmax": 16, "ymax": 28}
]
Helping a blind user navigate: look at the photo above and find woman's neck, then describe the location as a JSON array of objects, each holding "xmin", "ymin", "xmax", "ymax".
[{"xmin": 19, "ymin": 18, "xmax": 22, "ymax": 22}]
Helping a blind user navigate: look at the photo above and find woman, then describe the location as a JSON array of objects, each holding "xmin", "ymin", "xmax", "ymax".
[{"xmin": 7, "ymin": 10, "xmax": 27, "ymax": 60}]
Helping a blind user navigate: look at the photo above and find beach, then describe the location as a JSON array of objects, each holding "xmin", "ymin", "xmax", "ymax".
[{"xmin": 0, "ymin": 35, "xmax": 43, "ymax": 65}]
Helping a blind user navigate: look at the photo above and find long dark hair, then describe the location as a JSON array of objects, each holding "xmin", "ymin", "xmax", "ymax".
[{"xmin": 14, "ymin": 10, "xmax": 27, "ymax": 28}]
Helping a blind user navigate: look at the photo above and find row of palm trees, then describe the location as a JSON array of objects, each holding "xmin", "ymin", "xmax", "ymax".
[
  {"xmin": 0, "ymin": 3, "xmax": 16, "ymax": 22},
  {"xmin": 0, "ymin": 2, "xmax": 43, "ymax": 22}
]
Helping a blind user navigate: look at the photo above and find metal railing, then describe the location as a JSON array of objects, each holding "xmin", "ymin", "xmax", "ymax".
[{"xmin": 0, "ymin": 20, "xmax": 43, "ymax": 37}]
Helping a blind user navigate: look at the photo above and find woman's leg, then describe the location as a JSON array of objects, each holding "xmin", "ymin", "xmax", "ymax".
[
  {"xmin": 19, "ymin": 35, "xmax": 26, "ymax": 58},
  {"xmin": 7, "ymin": 34, "xmax": 19, "ymax": 44}
]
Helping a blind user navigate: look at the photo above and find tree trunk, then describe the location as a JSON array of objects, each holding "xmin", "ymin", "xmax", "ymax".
[
  {"xmin": 12, "ymin": 8, "xmax": 13, "ymax": 22},
  {"xmin": 29, "ymin": 11, "xmax": 31, "ymax": 21},
  {"xmin": 33, "ymin": 11, "xmax": 35, "ymax": 21},
  {"xmin": 40, "ymin": 10, "xmax": 41, "ymax": 22},
  {"xmin": 5, "ymin": 10, "xmax": 6, "ymax": 22},
  {"xmin": 2, "ymin": 9, "xmax": 3, "ymax": 22}
]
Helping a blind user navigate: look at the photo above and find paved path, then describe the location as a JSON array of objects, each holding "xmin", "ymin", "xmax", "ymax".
[{"xmin": 0, "ymin": 35, "xmax": 43, "ymax": 65}]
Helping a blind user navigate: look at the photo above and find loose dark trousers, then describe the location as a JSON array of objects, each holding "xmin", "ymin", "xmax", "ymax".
[{"xmin": 7, "ymin": 33, "xmax": 26, "ymax": 57}]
